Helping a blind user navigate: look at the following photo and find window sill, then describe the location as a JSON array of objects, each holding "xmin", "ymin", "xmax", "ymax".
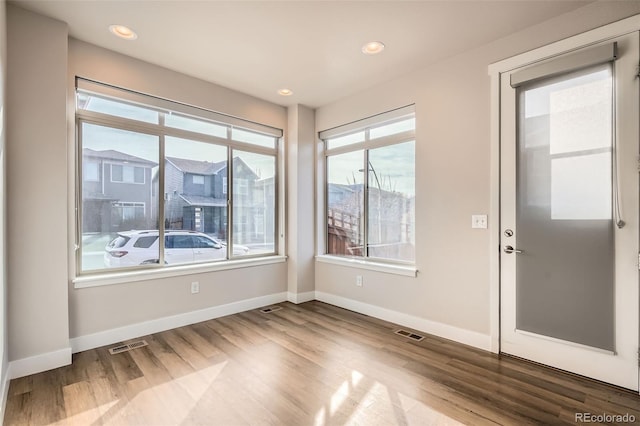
[
  {"xmin": 315, "ymin": 255, "xmax": 417, "ymax": 277},
  {"xmin": 73, "ymin": 255, "xmax": 287, "ymax": 289}
]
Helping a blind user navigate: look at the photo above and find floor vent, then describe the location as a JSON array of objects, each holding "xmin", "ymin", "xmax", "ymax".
[
  {"xmin": 260, "ymin": 306, "xmax": 283, "ymax": 314},
  {"xmin": 394, "ymin": 329, "xmax": 425, "ymax": 341},
  {"xmin": 109, "ymin": 340, "xmax": 148, "ymax": 355}
]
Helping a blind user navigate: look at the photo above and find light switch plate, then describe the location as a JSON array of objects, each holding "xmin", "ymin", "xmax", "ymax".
[{"xmin": 471, "ymin": 214, "xmax": 488, "ymax": 229}]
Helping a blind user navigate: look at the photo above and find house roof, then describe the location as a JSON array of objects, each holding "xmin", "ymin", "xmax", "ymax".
[
  {"xmin": 179, "ymin": 194, "xmax": 227, "ymax": 207},
  {"xmin": 167, "ymin": 156, "xmax": 259, "ymax": 180},
  {"xmin": 167, "ymin": 157, "xmax": 226, "ymax": 175},
  {"xmin": 83, "ymin": 148, "xmax": 157, "ymax": 167}
]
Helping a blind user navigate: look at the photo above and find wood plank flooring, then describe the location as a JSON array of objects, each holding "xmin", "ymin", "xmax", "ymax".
[{"xmin": 4, "ymin": 301, "xmax": 640, "ymax": 425}]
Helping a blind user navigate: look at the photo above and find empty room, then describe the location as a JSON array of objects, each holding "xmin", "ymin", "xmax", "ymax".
[{"xmin": 1, "ymin": 0, "xmax": 640, "ymax": 424}]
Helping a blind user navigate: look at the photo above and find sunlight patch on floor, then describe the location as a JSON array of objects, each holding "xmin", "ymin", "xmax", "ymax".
[
  {"xmin": 314, "ymin": 369, "xmax": 465, "ymax": 425},
  {"xmin": 69, "ymin": 360, "xmax": 230, "ymax": 425}
]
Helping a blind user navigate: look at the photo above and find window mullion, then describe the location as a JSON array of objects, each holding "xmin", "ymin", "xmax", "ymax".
[
  {"xmin": 75, "ymin": 119, "xmax": 83, "ymax": 271},
  {"xmin": 158, "ymin": 134, "xmax": 166, "ymax": 266},
  {"xmin": 363, "ymin": 144, "xmax": 370, "ymax": 259},
  {"xmin": 227, "ymin": 147, "xmax": 233, "ymax": 260}
]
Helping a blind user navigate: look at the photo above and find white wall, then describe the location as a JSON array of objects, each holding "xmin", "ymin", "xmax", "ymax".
[
  {"xmin": 315, "ymin": 2, "xmax": 640, "ymax": 348},
  {"xmin": 6, "ymin": 5, "xmax": 70, "ymax": 367},
  {"xmin": 67, "ymin": 40, "xmax": 289, "ymax": 341}
]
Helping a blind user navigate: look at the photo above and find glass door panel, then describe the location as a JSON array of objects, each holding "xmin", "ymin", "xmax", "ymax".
[{"xmin": 516, "ymin": 64, "xmax": 614, "ymax": 351}]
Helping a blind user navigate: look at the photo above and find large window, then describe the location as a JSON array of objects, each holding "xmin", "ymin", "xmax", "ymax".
[
  {"xmin": 321, "ymin": 106, "xmax": 416, "ymax": 263},
  {"xmin": 76, "ymin": 80, "xmax": 281, "ymax": 274}
]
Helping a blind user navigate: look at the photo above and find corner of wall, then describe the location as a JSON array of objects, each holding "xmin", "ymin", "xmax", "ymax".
[
  {"xmin": 286, "ymin": 105, "xmax": 316, "ymax": 300},
  {"xmin": 6, "ymin": 2, "xmax": 70, "ymax": 368}
]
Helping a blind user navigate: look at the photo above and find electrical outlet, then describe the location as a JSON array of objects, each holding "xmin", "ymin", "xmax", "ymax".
[
  {"xmin": 191, "ymin": 281, "xmax": 200, "ymax": 294},
  {"xmin": 356, "ymin": 275, "xmax": 363, "ymax": 287},
  {"xmin": 471, "ymin": 214, "xmax": 488, "ymax": 229}
]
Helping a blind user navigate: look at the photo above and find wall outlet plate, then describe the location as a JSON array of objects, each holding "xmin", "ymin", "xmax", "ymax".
[
  {"xmin": 191, "ymin": 281, "xmax": 200, "ymax": 294},
  {"xmin": 472, "ymin": 214, "xmax": 488, "ymax": 229},
  {"xmin": 356, "ymin": 275, "xmax": 363, "ymax": 287}
]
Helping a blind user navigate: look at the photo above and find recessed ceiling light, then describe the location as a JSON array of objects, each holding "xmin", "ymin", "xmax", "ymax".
[
  {"xmin": 362, "ymin": 41, "xmax": 385, "ymax": 55},
  {"xmin": 109, "ymin": 25, "xmax": 138, "ymax": 40},
  {"xmin": 278, "ymin": 89, "xmax": 293, "ymax": 96}
]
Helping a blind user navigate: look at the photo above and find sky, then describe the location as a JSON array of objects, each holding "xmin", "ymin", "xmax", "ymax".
[{"xmin": 327, "ymin": 140, "xmax": 415, "ymax": 197}]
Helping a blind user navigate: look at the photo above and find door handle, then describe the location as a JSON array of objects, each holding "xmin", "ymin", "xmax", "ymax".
[{"xmin": 503, "ymin": 245, "xmax": 523, "ymax": 254}]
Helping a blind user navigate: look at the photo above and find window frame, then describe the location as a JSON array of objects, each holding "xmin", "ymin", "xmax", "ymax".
[
  {"xmin": 75, "ymin": 80, "xmax": 282, "ymax": 277},
  {"xmin": 320, "ymin": 105, "xmax": 416, "ymax": 265}
]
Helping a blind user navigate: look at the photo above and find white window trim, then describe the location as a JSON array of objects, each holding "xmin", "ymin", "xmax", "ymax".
[
  {"xmin": 315, "ymin": 254, "xmax": 417, "ymax": 277},
  {"xmin": 73, "ymin": 255, "xmax": 287, "ymax": 288}
]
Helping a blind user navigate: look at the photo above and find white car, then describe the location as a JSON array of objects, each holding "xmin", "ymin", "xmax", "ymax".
[{"xmin": 104, "ymin": 230, "xmax": 249, "ymax": 268}]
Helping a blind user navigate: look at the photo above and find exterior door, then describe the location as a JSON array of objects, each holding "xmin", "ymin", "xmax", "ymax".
[{"xmin": 500, "ymin": 33, "xmax": 639, "ymax": 390}]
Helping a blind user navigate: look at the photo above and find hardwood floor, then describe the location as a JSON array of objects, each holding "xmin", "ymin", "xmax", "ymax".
[{"xmin": 4, "ymin": 301, "xmax": 640, "ymax": 425}]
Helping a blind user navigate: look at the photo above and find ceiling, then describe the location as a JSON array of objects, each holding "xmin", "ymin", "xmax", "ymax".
[{"xmin": 11, "ymin": 0, "xmax": 593, "ymax": 108}]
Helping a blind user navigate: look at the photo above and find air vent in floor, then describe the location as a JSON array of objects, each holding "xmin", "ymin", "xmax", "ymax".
[
  {"xmin": 394, "ymin": 329, "xmax": 425, "ymax": 341},
  {"xmin": 109, "ymin": 340, "xmax": 148, "ymax": 355},
  {"xmin": 260, "ymin": 306, "xmax": 283, "ymax": 313}
]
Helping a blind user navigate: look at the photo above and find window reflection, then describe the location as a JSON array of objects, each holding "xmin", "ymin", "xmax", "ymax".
[{"xmin": 520, "ymin": 65, "xmax": 612, "ymax": 220}]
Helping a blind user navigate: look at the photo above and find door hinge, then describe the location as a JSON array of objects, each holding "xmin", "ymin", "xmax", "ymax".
[{"xmin": 637, "ymin": 253, "xmax": 640, "ymax": 270}]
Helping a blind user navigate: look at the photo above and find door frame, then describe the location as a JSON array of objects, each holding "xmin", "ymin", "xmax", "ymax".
[{"xmin": 488, "ymin": 15, "xmax": 640, "ymax": 389}]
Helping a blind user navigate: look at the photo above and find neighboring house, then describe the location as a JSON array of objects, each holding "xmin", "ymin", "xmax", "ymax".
[
  {"xmin": 158, "ymin": 156, "xmax": 267, "ymax": 244},
  {"xmin": 161, "ymin": 156, "xmax": 228, "ymax": 238},
  {"xmin": 82, "ymin": 148, "xmax": 158, "ymax": 233}
]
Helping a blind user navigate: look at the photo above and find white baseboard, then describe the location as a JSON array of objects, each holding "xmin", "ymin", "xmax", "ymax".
[
  {"xmin": 20, "ymin": 290, "xmax": 487, "ymax": 381},
  {"xmin": 315, "ymin": 291, "xmax": 491, "ymax": 351},
  {"xmin": 70, "ymin": 292, "xmax": 287, "ymax": 354},
  {"xmin": 287, "ymin": 291, "xmax": 315, "ymax": 304},
  {"xmin": 9, "ymin": 347, "xmax": 72, "ymax": 380}
]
